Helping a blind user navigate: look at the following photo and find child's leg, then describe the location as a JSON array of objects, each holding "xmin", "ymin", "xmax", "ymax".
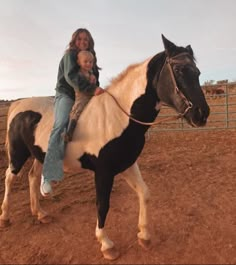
[{"xmin": 64, "ymin": 93, "xmax": 92, "ymax": 142}]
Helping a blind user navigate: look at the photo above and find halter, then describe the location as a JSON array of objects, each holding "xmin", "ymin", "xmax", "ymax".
[
  {"xmin": 105, "ymin": 52, "xmax": 194, "ymax": 126},
  {"xmin": 164, "ymin": 52, "xmax": 193, "ymax": 116}
]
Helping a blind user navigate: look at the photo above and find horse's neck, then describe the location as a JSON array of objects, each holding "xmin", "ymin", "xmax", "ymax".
[{"xmin": 107, "ymin": 59, "xmax": 150, "ymax": 111}]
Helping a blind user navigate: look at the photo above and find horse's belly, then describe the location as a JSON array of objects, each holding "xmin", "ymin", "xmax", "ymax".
[
  {"xmin": 63, "ymin": 157, "xmax": 83, "ymax": 173},
  {"xmin": 63, "ymin": 143, "xmax": 84, "ymax": 172}
]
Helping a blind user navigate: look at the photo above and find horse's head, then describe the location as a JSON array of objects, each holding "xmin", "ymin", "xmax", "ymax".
[{"xmin": 148, "ymin": 35, "xmax": 210, "ymax": 127}]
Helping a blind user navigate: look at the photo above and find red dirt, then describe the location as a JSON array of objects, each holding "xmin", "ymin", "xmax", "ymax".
[{"xmin": 0, "ymin": 130, "xmax": 235, "ymax": 264}]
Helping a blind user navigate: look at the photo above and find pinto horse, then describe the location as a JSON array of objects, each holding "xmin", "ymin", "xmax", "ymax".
[{"xmin": 0, "ymin": 35, "xmax": 209, "ymax": 260}]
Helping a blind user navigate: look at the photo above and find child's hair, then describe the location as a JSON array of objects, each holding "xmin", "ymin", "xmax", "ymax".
[{"xmin": 77, "ymin": 50, "xmax": 94, "ymax": 62}]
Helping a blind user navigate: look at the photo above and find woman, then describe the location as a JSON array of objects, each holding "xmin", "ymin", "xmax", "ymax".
[{"xmin": 40, "ymin": 28, "xmax": 104, "ymax": 197}]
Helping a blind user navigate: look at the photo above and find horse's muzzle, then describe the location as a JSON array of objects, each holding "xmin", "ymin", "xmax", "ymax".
[{"xmin": 186, "ymin": 104, "xmax": 210, "ymax": 127}]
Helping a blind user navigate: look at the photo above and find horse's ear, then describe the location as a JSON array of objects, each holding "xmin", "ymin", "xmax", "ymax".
[
  {"xmin": 161, "ymin": 34, "xmax": 176, "ymax": 57},
  {"xmin": 186, "ymin": 45, "xmax": 193, "ymax": 56}
]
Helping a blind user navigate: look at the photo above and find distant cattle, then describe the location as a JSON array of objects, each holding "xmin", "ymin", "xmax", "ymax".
[
  {"xmin": 204, "ymin": 86, "xmax": 225, "ymax": 97},
  {"xmin": 214, "ymin": 87, "xmax": 225, "ymax": 95}
]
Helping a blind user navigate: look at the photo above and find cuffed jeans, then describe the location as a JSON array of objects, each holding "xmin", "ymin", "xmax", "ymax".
[{"xmin": 42, "ymin": 92, "xmax": 74, "ymax": 182}]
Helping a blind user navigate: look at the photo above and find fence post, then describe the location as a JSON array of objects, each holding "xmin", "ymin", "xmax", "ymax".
[
  {"xmin": 181, "ymin": 117, "xmax": 184, "ymax": 129},
  {"xmin": 225, "ymin": 84, "xmax": 229, "ymax": 128}
]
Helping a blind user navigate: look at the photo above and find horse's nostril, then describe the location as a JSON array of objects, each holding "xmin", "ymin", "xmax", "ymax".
[
  {"xmin": 194, "ymin": 107, "xmax": 208, "ymax": 124},
  {"xmin": 198, "ymin": 108, "xmax": 202, "ymax": 117}
]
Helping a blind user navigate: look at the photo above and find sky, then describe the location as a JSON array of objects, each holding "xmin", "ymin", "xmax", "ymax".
[{"xmin": 0, "ymin": 0, "xmax": 235, "ymax": 100}]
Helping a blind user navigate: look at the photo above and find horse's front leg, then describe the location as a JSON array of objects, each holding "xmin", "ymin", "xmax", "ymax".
[
  {"xmin": 0, "ymin": 167, "xmax": 16, "ymax": 227},
  {"xmin": 94, "ymin": 171, "xmax": 120, "ymax": 260},
  {"xmin": 121, "ymin": 162, "xmax": 151, "ymax": 249},
  {"xmin": 28, "ymin": 159, "xmax": 52, "ymax": 223}
]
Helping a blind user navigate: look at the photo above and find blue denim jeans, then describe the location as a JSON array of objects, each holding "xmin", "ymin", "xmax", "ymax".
[{"xmin": 42, "ymin": 92, "xmax": 74, "ymax": 182}]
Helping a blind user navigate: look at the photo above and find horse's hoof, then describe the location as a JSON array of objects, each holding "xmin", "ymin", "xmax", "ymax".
[
  {"xmin": 0, "ymin": 218, "xmax": 11, "ymax": 228},
  {"xmin": 38, "ymin": 215, "xmax": 53, "ymax": 224},
  {"xmin": 102, "ymin": 247, "xmax": 120, "ymax": 260},
  {"xmin": 138, "ymin": 238, "xmax": 151, "ymax": 250}
]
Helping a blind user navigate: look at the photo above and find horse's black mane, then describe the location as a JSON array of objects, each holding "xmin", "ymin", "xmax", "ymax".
[
  {"xmin": 146, "ymin": 51, "xmax": 166, "ymax": 91},
  {"xmin": 129, "ymin": 52, "xmax": 167, "ymax": 129}
]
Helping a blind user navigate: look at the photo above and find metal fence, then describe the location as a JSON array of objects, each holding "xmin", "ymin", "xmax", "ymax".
[{"xmin": 149, "ymin": 85, "xmax": 236, "ymax": 132}]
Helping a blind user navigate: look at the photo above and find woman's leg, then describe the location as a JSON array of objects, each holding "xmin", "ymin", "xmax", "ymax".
[{"xmin": 41, "ymin": 92, "xmax": 74, "ymax": 195}]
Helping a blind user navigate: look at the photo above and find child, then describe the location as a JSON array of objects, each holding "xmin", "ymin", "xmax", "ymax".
[{"xmin": 63, "ymin": 50, "xmax": 103, "ymax": 142}]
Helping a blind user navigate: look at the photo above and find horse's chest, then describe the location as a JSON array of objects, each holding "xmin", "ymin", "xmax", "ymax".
[{"xmin": 96, "ymin": 132, "xmax": 145, "ymax": 173}]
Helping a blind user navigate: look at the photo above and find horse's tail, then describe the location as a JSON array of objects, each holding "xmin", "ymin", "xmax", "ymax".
[{"xmin": 6, "ymin": 105, "xmax": 45, "ymax": 174}]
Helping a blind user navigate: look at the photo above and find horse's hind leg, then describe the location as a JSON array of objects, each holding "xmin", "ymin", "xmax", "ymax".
[
  {"xmin": 121, "ymin": 162, "xmax": 151, "ymax": 249},
  {"xmin": 28, "ymin": 159, "xmax": 52, "ymax": 223},
  {"xmin": 0, "ymin": 167, "xmax": 16, "ymax": 227}
]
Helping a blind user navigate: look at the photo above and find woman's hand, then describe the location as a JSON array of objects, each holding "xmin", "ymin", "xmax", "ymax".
[{"xmin": 94, "ymin": 87, "xmax": 104, "ymax": 96}]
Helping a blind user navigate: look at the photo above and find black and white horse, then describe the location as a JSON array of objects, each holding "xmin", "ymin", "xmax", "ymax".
[{"xmin": 0, "ymin": 35, "xmax": 209, "ymax": 260}]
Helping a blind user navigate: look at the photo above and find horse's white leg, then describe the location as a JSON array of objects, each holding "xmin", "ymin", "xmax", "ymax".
[
  {"xmin": 95, "ymin": 220, "xmax": 120, "ymax": 260},
  {"xmin": 28, "ymin": 159, "xmax": 52, "ymax": 223},
  {"xmin": 121, "ymin": 162, "xmax": 151, "ymax": 248},
  {"xmin": 0, "ymin": 167, "xmax": 16, "ymax": 227}
]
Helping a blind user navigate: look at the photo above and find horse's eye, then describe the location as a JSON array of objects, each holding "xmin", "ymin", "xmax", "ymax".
[{"xmin": 174, "ymin": 66, "xmax": 183, "ymax": 75}]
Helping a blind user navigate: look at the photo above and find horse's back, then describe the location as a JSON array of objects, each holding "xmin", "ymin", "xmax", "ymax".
[{"xmin": 8, "ymin": 96, "xmax": 54, "ymax": 126}]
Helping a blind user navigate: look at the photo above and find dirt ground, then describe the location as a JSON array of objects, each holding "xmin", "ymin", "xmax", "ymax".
[{"xmin": 0, "ymin": 128, "xmax": 236, "ymax": 264}]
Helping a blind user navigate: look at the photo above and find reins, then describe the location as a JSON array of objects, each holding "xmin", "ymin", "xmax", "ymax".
[
  {"xmin": 104, "ymin": 89, "xmax": 182, "ymax": 126},
  {"xmin": 104, "ymin": 52, "xmax": 193, "ymax": 127}
]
